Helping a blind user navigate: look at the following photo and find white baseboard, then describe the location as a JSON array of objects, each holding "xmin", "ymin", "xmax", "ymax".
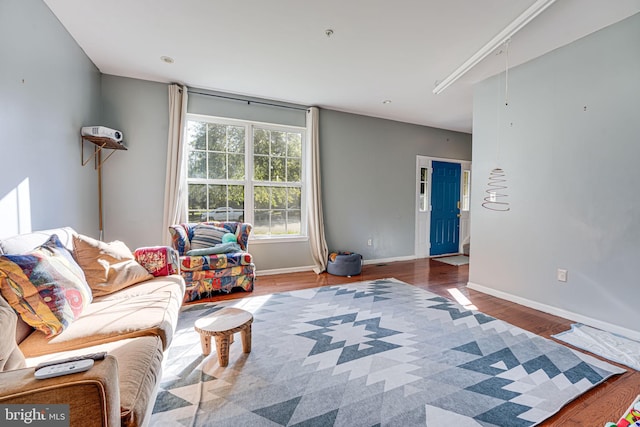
[
  {"xmin": 257, "ymin": 255, "xmax": 417, "ymax": 277},
  {"xmin": 257, "ymin": 265, "xmax": 316, "ymax": 276},
  {"xmin": 467, "ymin": 281, "xmax": 640, "ymax": 342},
  {"xmin": 363, "ymin": 255, "xmax": 416, "ymax": 265}
]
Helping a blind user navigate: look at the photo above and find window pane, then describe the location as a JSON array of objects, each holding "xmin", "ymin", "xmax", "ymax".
[
  {"xmin": 254, "ymin": 186, "xmax": 270, "ymax": 209},
  {"xmin": 252, "ymin": 186, "xmax": 301, "ymax": 236},
  {"xmin": 271, "ymin": 131, "xmax": 287, "ymax": 157},
  {"xmin": 228, "ymin": 185, "xmax": 245, "ymax": 211},
  {"xmin": 287, "ymin": 187, "xmax": 301, "ymax": 210},
  {"xmin": 287, "ymin": 158, "xmax": 301, "ymax": 182},
  {"xmin": 271, "ymin": 187, "xmax": 286, "ymax": 209},
  {"xmin": 198, "ymin": 185, "xmax": 245, "ymax": 222},
  {"xmin": 188, "ymin": 184, "xmax": 206, "ymax": 222},
  {"xmin": 271, "ymin": 210, "xmax": 285, "ymax": 234},
  {"xmin": 188, "ymin": 151, "xmax": 206, "ymax": 178},
  {"xmin": 271, "ymin": 157, "xmax": 285, "ymax": 182},
  {"xmin": 228, "ymin": 154, "xmax": 245, "ymax": 180},
  {"xmin": 287, "ymin": 133, "xmax": 302, "ymax": 157},
  {"xmin": 188, "ymin": 121, "xmax": 206, "ymax": 150},
  {"xmin": 254, "ymin": 155, "xmax": 269, "ymax": 181},
  {"xmin": 208, "ymin": 123, "xmax": 226, "ymax": 152},
  {"xmin": 208, "ymin": 184, "xmax": 226, "ymax": 209},
  {"xmin": 189, "ymin": 183, "xmax": 207, "ymax": 209},
  {"xmin": 287, "ymin": 210, "xmax": 301, "ymax": 234},
  {"xmin": 254, "ymin": 129, "xmax": 269, "ymax": 155},
  {"xmin": 208, "ymin": 153, "xmax": 227, "ymax": 179},
  {"xmin": 253, "ymin": 210, "xmax": 270, "ymax": 235},
  {"xmin": 228, "ymin": 126, "xmax": 245, "ymax": 153}
]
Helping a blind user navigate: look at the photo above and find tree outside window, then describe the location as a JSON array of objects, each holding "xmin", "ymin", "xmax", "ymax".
[{"xmin": 186, "ymin": 116, "xmax": 305, "ymax": 237}]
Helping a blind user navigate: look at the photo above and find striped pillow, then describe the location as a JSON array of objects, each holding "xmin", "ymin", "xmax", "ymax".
[{"xmin": 190, "ymin": 224, "xmax": 228, "ymax": 250}]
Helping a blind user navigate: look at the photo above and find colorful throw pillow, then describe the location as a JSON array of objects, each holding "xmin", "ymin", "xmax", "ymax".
[
  {"xmin": 0, "ymin": 235, "xmax": 92, "ymax": 337},
  {"xmin": 190, "ymin": 224, "xmax": 228, "ymax": 250},
  {"xmin": 134, "ymin": 246, "xmax": 179, "ymax": 277},
  {"xmin": 72, "ymin": 234, "xmax": 152, "ymax": 297}
]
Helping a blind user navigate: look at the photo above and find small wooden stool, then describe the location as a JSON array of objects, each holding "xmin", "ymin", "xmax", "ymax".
[{"xmin": 194, "ymin": 307, "xmax": 253, "ymax": 367}]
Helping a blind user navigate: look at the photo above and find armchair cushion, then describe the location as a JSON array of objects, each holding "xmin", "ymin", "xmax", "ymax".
[{"xmin": 179, "ymin": 252, "xmax": 253, "ymax": 271}]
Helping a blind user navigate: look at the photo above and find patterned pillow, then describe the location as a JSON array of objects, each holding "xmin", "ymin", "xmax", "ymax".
[
  {"xmin": 190, "ymin": 224, "xmax": 228, "ymax": 250},
  {"xmin": 0, "ymin": 235, "xmax": 92, "ymax": 337},
  {"xmin": 134, "ymin": 246, "xmax": 179, "ymax": 277}
]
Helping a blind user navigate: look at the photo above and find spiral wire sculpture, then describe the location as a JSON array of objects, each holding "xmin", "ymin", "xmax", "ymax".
[
  {"xmin": 482, "ymin": 40, "xmax": 511, "ymax": 212},
  {"xmin": 482, "ymin": 168, "xmax": 510, "ymax": 211}
]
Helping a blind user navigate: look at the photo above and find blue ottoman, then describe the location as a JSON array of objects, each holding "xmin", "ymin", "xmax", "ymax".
[{"xmin": 327, "ymin": 252, "xmax": 362, "ymax": 276}]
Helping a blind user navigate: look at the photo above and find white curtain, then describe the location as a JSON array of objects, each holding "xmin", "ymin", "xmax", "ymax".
[
  {"xmin": 162, "ymin": 84, "xmax": 188, "ymax": 245},
  {"xmin": 306, "ymin": 107, "xmax": 328, "ymax": 273}
]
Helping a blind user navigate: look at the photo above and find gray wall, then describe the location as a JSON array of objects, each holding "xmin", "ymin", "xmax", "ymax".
[
  {"xmin": 100, "ymin": 75, "xmax": 170, "ymax": 248},
  {"xmin": 0, "ymin": 0, "xmax": 101, "ymax": 239},
  {"xmin": 320, "ymin": 110, "xmax": 471, "ymax": 260},
  {"xmin": 469, "ymin": 13, "xmax": 640, "ymax": 334},
  {"xmin": 189, "ymin": 90, "xmax": 305, "ymax": 127}
]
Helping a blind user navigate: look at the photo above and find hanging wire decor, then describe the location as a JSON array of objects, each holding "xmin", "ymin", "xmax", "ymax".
[
  {"xmin": 482, "ymin": 39, "xmax": 511, "ymax": 212},
  {"xmin": 482, "ymin": 167, "xmax": 510, "ymax": 211}
]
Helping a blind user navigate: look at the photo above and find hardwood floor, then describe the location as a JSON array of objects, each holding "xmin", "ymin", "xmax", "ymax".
[{"xmin": 191, "ymin": 258, "xmax": 638, "ymax": 426}]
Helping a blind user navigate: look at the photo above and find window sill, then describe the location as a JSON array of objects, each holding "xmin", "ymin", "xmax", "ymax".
[{"xmin": 249, "ymin": 235, "xmax": 309, "ymax": 245}]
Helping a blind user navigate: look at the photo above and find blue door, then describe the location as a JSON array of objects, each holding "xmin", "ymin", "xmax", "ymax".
[{"xmin": 430, "ymin": 161, "xmax": 461, "ymax": 256}]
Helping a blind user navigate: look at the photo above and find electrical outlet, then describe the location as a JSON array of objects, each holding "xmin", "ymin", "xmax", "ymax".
[
  {"xmin": 557, "ymin": 269, "xmax": 568, "ymax": 282},
  {"xmin": 367, "ymin": 239, "xmax": 373, "ymax": 246}
]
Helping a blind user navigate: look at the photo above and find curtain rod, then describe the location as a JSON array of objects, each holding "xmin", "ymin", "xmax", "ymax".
[{"xmin": 187, "ymin": 89, "xmax": 308, "ymax": 112}]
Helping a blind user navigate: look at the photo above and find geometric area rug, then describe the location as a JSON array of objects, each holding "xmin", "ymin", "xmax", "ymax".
[{"xmin": 151, "ymin": 278, "xmax": 624, "ymax": 426}]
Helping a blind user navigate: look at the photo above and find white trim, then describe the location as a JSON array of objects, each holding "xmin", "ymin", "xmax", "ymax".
[
  {"xmin": 249, "ymin": 235, "xmax": 309, "ymax": 244},
  {"xmin": 432, "ymin": 0, "xmax": 557, "ymax": 94},
  {"xmin": 258, "ymin": 255, "xmax": 418, "ymax": 276},
  {"xmin": 363, "ymin": 255, "xmax": 416, "ymax": 265},
  {"xmin": 258, "ymin": 265, "xmax": 316, "ymax": 275},
  {"xmin": 467, "ymin": 281, "xmax": 640, "ymax": 342}
]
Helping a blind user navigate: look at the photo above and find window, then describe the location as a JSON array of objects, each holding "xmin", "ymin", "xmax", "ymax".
[
  {"xmin": 186, "ymin": 115, "xmax": 306, "ymax": 238},
  {"xmin": 419, "ymin": 167, "xmax": 429, "ymax": 212},
  {"xmin": 462, "ymin": 170, "xmax": 471, "ymax": 211}
]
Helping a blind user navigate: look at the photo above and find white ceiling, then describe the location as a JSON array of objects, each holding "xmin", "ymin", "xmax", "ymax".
[{"xmin": 44, "ymin": 0, "xmax": 640, "ymax": 133}]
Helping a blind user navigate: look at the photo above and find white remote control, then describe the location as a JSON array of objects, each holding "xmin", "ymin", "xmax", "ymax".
[{"xmin": 34, "ymin": 359, "xmax": 94, "ymax": 379}]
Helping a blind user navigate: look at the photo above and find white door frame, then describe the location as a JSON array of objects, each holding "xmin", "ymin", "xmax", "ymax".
[{"xmin": 414, "ymin": 156, "xmax": 471, "ymax": 258}]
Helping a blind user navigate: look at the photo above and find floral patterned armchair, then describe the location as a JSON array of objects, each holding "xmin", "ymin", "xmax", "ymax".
[{"xmin": 168, "ymin": 221, "xmax": 255, "ymax": 303}]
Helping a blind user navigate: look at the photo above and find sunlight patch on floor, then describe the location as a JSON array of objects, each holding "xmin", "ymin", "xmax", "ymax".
[
  {"xmin": 231, "ymin": 294, "xmax": 271, "ymax": 313},
  {"xmin": 447, "ymin": 288, "xmax": 477, "ymax": 310}
]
